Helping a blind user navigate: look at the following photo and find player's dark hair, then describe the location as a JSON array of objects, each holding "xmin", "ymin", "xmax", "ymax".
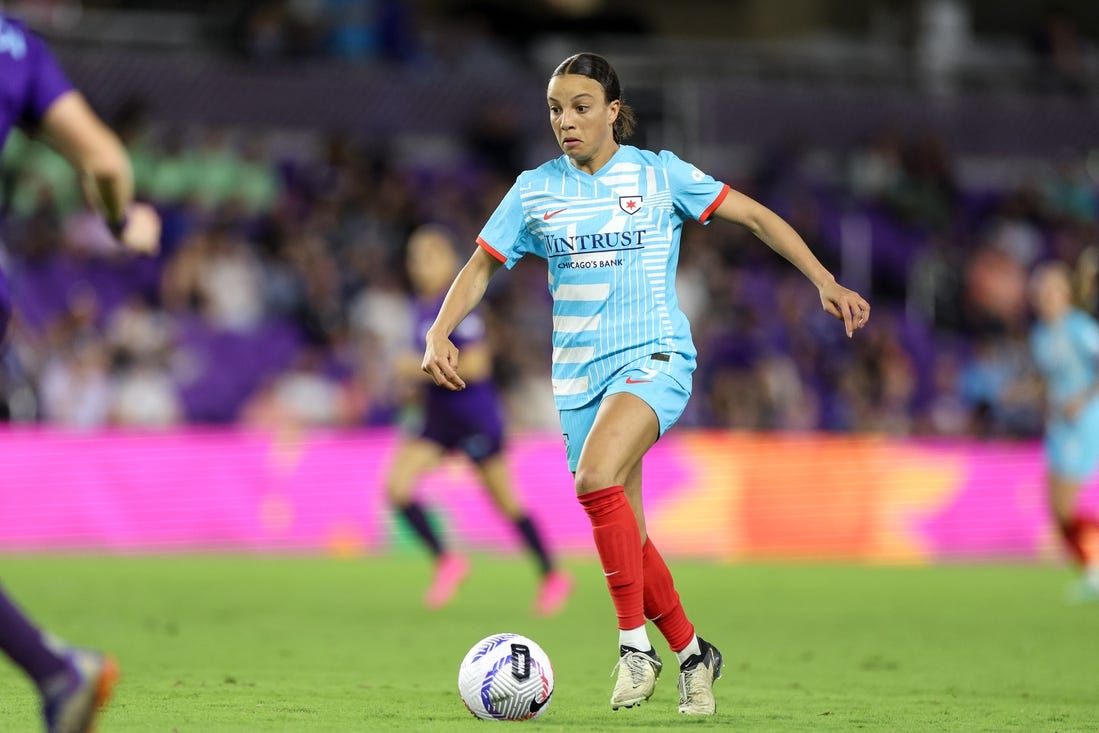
[{"xmin": 551, "ymin": 53, "xmax": 636, "ymax": 143}]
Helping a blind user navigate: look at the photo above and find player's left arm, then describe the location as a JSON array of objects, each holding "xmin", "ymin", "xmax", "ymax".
[
  {"xmin": 713, "ymin": 188, "xmax": 870, "ymax": 338},
  {"xmin": 38, "ymin": 91, "xmax": 160, "ymax": 255}
]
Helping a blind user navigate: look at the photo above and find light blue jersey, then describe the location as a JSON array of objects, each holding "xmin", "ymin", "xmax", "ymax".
[
  {"xmin": 1031, "ymin": 309, "xmax": 1099, "ymax": 410},
  {"xmin": 1031, "ymin": 308, "xmax": 1099, "ymax": 480},
  {"xmin": 477, "ymin": 145, "xmax": 729, "ymax": 410}
]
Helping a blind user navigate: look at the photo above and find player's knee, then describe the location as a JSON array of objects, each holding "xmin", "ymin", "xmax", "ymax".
[
  {"xmin": 483, "ymin": 484, "xmax": 521, "ymax": 516},
  {"xmin": 1048, "ymin": 474, "xmax": 1081, "ymax": 523},
  {"xmin": 573, "ymin": 464, "xmax": 620, "ymax": 496},
  {"xmin": 385, "ymin": 479, "xmax": 412, "ymax": 506},
  {"xmin": 494, "ymin": 499, "xmax": 522, "ymax": 519},
  {"xmin": 1051, "ymin": 499, "xmax": 1076, "ymax": 527}
]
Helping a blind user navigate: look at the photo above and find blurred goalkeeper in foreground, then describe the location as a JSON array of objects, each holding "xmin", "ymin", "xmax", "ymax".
[{"xmin": 0, "ymin": 11, "xmax": 159, "ymax": 733}]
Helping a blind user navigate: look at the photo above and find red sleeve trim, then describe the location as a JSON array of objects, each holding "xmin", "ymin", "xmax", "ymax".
[
  {"xmin": 476, "ymin": 236, "xmax": 507, "ymax": 263},
  {"xmin": 699, "ymin": 184, "xmax": 731, "ymax": 223}
]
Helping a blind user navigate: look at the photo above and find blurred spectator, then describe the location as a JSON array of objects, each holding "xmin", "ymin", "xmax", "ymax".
[
  {"xmin": 757, "ymin": 351, "xmax": 819, "ymax": 432},
  {"xmin": 907, "ymin": 234, "xmax": 966, "ymax": 331},
  {"xmin": 105, "ymin": 295, "xmax": 174, "ymax": 365},
  {"xmin": 1042, "ymin": 153, "xmax": 1098, "ymax": 224},
  {"xmin": 235, "ymin": 0, "xmax": 418, "ymax": 63},
  {"xmin": 110, "ymin": 356, "xmax": 183, "ymax": 428},
  {"xmin": 161, "ymin": 223, "xmax": 265, "ymax": 332},
  {"xmin": 347, "ymin": 265, "xmax": 413, "ymax": 414},
  {"xmin": 958, "ymin": 336, "xmax": 1042, "ymax": 437},
  {"xmin": 103, "ymin": 296, "xmax": 181, "ymax": 429},
  {"xmin": 242, "ymin": 348, "xmax": 360, "ymax": 428},
  {"xmin": 884, "ymin": 134, "xmax": 957, "ymax": 232},
  {"xmin": 40, "ymin": 336, "xmax": 111, "ymax": 428},
  {"xmin": 848, "ymin": 129, "xmax": 903, "ymax": 203},
  {"xmin": 922, "ymin": 349, "xmax": 973, "ymax": 436},
  {"xmin": 962, "ymin": 246, "xmax": 1029, "ymax": 336},
  {"xmin": 982, "ymin": 187, "xmax": 1047, "ymax": 269},
  {"xmin": 1, "ymin": 132, "xmax": 82, "ymax": 217},
  {"xmin": 1032, "ymin": 5, "xmax": 1088, "ymax": 94}
]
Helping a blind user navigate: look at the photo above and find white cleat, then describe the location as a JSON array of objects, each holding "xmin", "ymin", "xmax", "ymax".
[
  {"xmin": 677, "ymin": 637, "xmax": 723, "ymax": 716},
  {"xmin": 610, "ymin": 646, "xmax": 662, "ymax": 710}
]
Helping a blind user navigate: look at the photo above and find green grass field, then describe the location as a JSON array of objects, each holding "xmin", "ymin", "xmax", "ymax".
[{"xmin": 1, "ymin": 555, "xmax": 1097, "ymax": 732}]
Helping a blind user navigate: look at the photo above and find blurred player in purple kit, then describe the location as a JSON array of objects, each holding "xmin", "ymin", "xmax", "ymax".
[
  {"xmin": 384, "ymin": 224, "xmax": 572, "ymax": 615},
  {"xmin": 0, "ymin": 11, "xmax": 160, "ymax": 732}
]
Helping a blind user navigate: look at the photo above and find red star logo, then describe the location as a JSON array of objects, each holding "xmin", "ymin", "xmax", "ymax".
[{"xmin": 626, "ymin": 200, "xmax": 637, "ymax": 209}]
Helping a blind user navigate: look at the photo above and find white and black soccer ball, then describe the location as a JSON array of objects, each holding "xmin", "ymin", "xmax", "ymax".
[{"xmin": 458, "ymin": 633, "xmax": 554, "ymax": 721}]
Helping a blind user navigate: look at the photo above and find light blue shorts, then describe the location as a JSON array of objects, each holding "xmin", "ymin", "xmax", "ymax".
[
  {"xmin": 1046, "ymin": 401, "xmax": 1099, "ymax": 482},
  {"xmin": 558, "ymin": 354, "xmax": 692, "ymax": 473}
]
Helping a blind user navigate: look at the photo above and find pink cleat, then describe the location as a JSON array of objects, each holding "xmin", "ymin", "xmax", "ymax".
[
  {"xmin": 533, "ymin": 569, "xmax": 574, "ymax": 617},
  {"xmin": 424, "ymin": 554, "xmax": 470, "ymax": 610}
]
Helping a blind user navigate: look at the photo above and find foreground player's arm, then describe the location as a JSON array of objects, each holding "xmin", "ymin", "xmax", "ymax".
[
  {"xmin": 422, "ymin": 247, "xmax": 503, "ymax": 390},
  {"xmin": 714, "ymin": 189, "xmax": 870, "ymax": 337},
  {"xmin": 38, "ymin": 91, "xmax": 160, "ymax": 254}
]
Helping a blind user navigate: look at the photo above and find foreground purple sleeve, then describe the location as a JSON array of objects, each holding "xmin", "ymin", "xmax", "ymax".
[{"xmin": 13, "ymin": 18, "xmax": 73, "ymax": 131}]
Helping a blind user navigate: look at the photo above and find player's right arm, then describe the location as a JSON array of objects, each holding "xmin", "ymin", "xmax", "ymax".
[
  {"xmin": 422, "ymin": 247, "xmax": 503, "ymax": 390},
  {"xmin": 38, "ymin": 91, "xmax": 160, "ymax": 255}
]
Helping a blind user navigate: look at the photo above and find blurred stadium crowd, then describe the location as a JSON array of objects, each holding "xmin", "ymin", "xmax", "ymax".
[{"xmin": 0, "ymin": 0, "xmax": 1097, "ymax": 439}]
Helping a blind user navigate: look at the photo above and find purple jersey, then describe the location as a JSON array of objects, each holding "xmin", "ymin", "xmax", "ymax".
[
  {"xmin": 413, "ymin": 295, "xmax": 504, "ymax": 461},
  {"xmin": 414, "ymin": 295, "xmax": 494, "ymax": 392},
  {"xmin": 0, "ymin": 15, "xmax": 73, "ymax": 147},
  {"xmin": 0, "ymin": 15, "xmax": 72, "ymax": 335}
]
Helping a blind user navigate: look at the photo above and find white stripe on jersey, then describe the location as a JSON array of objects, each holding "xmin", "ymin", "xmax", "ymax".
[
  {"xmin": 552, "ymin": 345, "xmax": 595, "ymax": 363},
  {"xmin": 552, "ymin": 376, "xmax": 589, "ymax": 395},
  {"xmin": 556, "ymin": 283, "xmax": 610, "ymax": 301},
  {"xmin": 553, "ymin": 314, "xmax": 602, "ymax": 333}
]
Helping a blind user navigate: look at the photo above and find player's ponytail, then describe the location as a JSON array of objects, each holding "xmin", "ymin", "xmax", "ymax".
[
  {"xmin": 551, "ymin": 52, "xmax": 635, "ymax": 142},
  {"xmin": 613, "ymin": 102, "xmax": 636, "ymax": 143}
]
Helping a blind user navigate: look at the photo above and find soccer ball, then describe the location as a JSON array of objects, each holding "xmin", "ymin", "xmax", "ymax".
[{"xmin": 458, "ymin": 633, "xmax": 554, "ymax": 721}]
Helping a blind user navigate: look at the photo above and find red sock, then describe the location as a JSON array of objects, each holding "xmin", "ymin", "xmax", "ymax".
[
  {"xmin": 1063, "ymin": 513, "xmax": 1099, "ymax": 566},
  {"xmin": 642, "ymin": 538, "xmax": 695, "ymax": 652},
  {"xmin": 579, "ymin": 485, "xmax": 644, "ymax": 630}
]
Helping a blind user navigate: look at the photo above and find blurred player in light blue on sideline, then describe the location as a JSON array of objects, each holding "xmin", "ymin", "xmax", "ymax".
[
  {"xmin": 0, "ymin": 11, "xmax": 160, "ymax": 733},
  {"xmin": 1029, "ymin": 259, "xmax": 1099, "ymax": 602},
  {"xmin": 421, "ymin": 52, "xmax": 869, "ymax": 716},
  {"xmin": 383, "ymin": 224, "xmax": 572, "ymax": 616}
]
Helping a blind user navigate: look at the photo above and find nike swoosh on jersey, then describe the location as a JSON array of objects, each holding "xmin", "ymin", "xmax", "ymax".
[
  {"xmin": 624, "ymin": 377, "xmax": 653, "ymax": 384},
  {"xmin": 543, "ymin": 208, "xmax": 567, "ymax": 220}
]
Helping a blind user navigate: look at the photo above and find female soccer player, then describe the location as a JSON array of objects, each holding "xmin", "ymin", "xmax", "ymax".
[
  {"xmin": 1029, "ymin": 261, "xmax": 1099, "ymax": 601},
  {"xmin": 0, "ymin": 11, "xmax": 160, "ymax": 732},
  {"xmin": 385, "ymin": 224, "xmax": 572, "ymax": 616},
  {"xmin": 421, "ymin": 53, "xmax": 869, "ymax": 715}
]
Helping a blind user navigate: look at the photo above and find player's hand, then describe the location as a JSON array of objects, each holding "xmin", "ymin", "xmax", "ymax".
[
  {"xmin": 819, "ymin": 279, "xmax": 870, "ymax": 338},
  {"xmin": 422, "ymin": 331, "xmax": 466, "ymax": 391},
  {"xmin": 118, "ymin": 203, "xmax": 161, "ymax": 255}
]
